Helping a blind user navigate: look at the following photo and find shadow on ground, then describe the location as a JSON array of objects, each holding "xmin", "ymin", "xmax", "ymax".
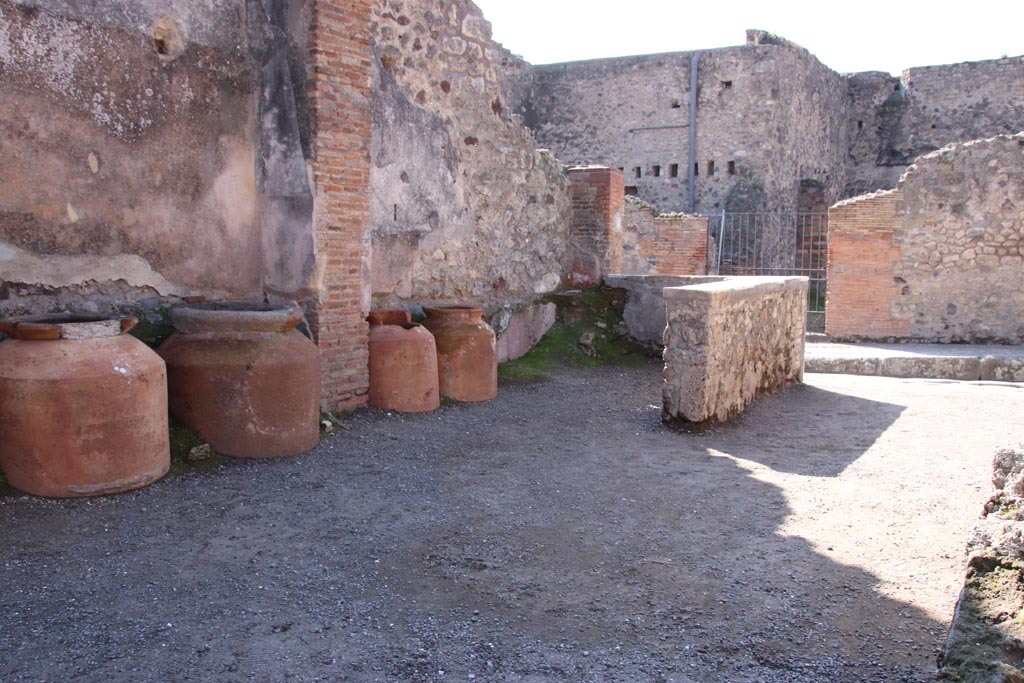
[
  {"xmin": 696, "ymin": 382, "xmax": 906, "ymax": 477},
  {"xmin": 0, "ymin": 363, "xmax": 961, "ymax": 682}
]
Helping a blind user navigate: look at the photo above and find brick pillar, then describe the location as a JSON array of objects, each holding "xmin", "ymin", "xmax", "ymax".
[
  {"xmin": 308, "ymin": 0, "xmax": 373, "ymax": 411},
  {"xmin": 566, "ymin": 166, "xmax": 625, "ymax": 287}
]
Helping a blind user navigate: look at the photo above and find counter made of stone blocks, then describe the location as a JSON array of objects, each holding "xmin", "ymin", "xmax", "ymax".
[
  {"xmin": 604, "ymin": 274, "xmax": 726, "ymax": 347},
  {"xmin": 663, "ymin": 276, "xmax": 808, "ymax": 426}
]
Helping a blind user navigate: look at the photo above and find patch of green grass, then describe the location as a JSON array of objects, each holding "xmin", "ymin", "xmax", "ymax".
[{"xmin": 499, "ymin": 289, "xmax": 656, "ymax": 383}]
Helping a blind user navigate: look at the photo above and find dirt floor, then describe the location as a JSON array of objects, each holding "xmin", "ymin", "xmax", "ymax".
[{"xmin": 2, "ymin": 363, "xmax": 1023, "ymax": 683}]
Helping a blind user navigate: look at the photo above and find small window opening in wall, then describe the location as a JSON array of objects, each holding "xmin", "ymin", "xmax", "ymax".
[
  {"xmin": 857, "ymin": 120, "xmax": 864, "ymax": 130},
  {"xmin": 721, "ymin": 80, "xmax": 733, "ymax": 88},
  {"xmin": 728, "ymin": 160, "xmax": 736, "ymax": 175},
  {"xmin": 894, "ymin": 83, "xmax": 901, "ymax": 92},
  {"xmin": 634, "ymin": 167, "xmax": 642, "ymax": 179},
  {"xmin": 624, "ymin": 186, "xmax": 639, "ymax": 196},
  {"xmin": 693, "ymin": 162, "xmax": 699, "ymax": 177},
  {"xmin": 670, "ymin": 99, "xmax": 681, "ymax": 109},
  {"xmin": 669, "ymin": 163, "xmax": 679, "ymax": 178},
  {"xmin": 707, "ymin": 160, "xmax": 715, "ymax": 176},
  {"xmin": 652, "ymin": 165, "xmax": 661, "ymax": 177}
]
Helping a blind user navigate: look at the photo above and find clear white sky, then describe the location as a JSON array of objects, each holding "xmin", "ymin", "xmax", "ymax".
[{"xmin": 472, "ymin": 0, "xmax": 1021, "ymax": 75}]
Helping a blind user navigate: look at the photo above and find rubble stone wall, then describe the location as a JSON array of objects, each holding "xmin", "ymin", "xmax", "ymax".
[
  {"xmin": 827, "ymin": 133, "xmax": 1024, "ymax": 343},
  {"xmin": 663, "ymin": 276, "xmax": 806, "ymax": 426},
  {"xmin": 844, "ymin": 57, "xmax": 1024, "ymax": 199},
  {"xmin": 370, "ymin": 0, "xmax": 572, "ymax": 311},
  {"xmin": 525, "ymin": 33, "xmax": 848, "ymax": 216}
]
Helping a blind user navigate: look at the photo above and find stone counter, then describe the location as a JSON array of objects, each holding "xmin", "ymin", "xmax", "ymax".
[
  {"xmin": 663, "ymin": 276, "xmax": 807, "ymax": 427},
  {"xmin": 604, "ymin": 274, "xmax": 725, "ymax": 347}
]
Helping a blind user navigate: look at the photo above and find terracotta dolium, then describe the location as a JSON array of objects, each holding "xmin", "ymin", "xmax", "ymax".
[
  {"xmin": 158, "ymin": 302, "xmax": 321, "ymax": 458},
  {"xmin": 0, "ymin": 315, "xmax": 170, "ymax": 497},
  {"xmin": 422, "ymin": 306, "xmax": 497, "ymax": 402},
  {"xmin": 367, "ymin": 310, "xmax": 440, "ymax": 413}
]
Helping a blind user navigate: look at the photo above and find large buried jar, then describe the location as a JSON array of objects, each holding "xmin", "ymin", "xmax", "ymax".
[
  {"xmin": 158, "ymin": 302, "xmax": 321, "ymax": 458},
  {"xmin": 367, "ymin": 309, "xmax": 440, "ymax": 413},
  {"xmin": 0, "ymin": 314, "xmax": 170, "ymax": 497},
  {"xmin": 422, "ymin": 306, "xmax": 497, "ymax": 402}
]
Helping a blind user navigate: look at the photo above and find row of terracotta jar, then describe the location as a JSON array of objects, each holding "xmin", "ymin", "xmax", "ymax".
[
  {"xmin": 367, "ymin": 306, "xmax": 497, "ymax": 413},
  {"xmin": 0, "ymin": 303, "xmax": 497, "ymax": 499}
]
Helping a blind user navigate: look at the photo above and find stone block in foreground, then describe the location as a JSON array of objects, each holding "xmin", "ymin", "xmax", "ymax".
[{"xmin": 663, "ymin": 276, "xmax": 808, "ymax": 427}]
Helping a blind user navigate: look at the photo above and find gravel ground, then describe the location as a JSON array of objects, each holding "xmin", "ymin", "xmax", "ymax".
[{"xmin": 2, "ymin": 363, "xmax": 1022, "ymax": 683}]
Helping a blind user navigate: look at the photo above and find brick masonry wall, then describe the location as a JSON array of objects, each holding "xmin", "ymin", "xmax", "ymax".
[
  {"xmin": 825, "ymin": 190, "xmax": 909, "ymax": 339},
  {"xmin": 827, "ymin": 133, "xmax": 1024, "ymax": 343},
  {"xmin": 622, "ymin": 199, "xmax": 708, "ymax": 276},
  {"xmin": 308, "ymin": 0, "xmax": 374, "ymax": 410}
]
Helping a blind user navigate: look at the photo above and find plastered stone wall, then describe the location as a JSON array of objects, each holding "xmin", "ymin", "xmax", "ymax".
[
  {"xmin": 663, "ymin": 276, "xmax": 807, "ymax": 427},
  {"xmin": 0, "ymin": 0, "xmax": 322, "ymax": 314},
  {"xmin": 0, "ymin": 2, "xmax": 258, "ymax": 308},
  {"xmin": 0, "ymin": 0, "xmax": 375, "ymax": 410},
  {"xmin": 827, "ymin": 133, "xmax": 1024, "ymax": 343},
  {"xmin": 370, "ymin": 0, "xmax": 572, "ymax": 311},
  {"xmin": 525, "ymin": 31, "xmax": 848, "ymax": 218}
]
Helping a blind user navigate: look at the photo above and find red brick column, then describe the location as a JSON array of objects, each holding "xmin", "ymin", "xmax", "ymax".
[
  {"xmin": 566, "ymin": 166, "xmax": 625, "ymax": 287},
  {"xmin": 825, "ymin": 190, "xmax": 910, "ymax": 339},
  {"xmin": 308, "ymin": 0, "xmax": 373, "ymax": 410}
]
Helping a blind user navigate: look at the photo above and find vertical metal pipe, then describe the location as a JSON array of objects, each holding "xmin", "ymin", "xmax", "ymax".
[{"xmin": 687, "ymin": 53, "xmax": 699, "ymax": 214}]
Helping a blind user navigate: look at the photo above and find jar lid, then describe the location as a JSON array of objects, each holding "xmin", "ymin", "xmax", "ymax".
[{"xmin": 0, "ymin": 314, "xmax": 138, "ymax": 340}]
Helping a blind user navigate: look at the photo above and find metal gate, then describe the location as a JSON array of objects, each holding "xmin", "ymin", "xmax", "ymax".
[{"xmin": 706, "ymin": 213, "xmax": 829, "ymax": 331}]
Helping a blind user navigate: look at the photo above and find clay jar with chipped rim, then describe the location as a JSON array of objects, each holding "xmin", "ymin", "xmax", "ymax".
[
  {"xmin": 367, "ymin": 310, "xmax": 440, "ymax": 413},
  {"xmin": 0, "ymin": 314, "xmax": 170, "ymax": 498},
  {"xmin": 422, "ymin": 306, "xmax": 497, "ymax": 403},
  {"xmin": 158, "ymin": 301, "xmax": 321, "ymax": 458}
]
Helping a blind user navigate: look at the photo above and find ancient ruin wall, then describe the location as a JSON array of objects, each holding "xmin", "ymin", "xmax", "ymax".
[
  {"xmin": 0, "ymin": 0, "xmax": 324, "ymax": 317},
  {"xmin": 370, "ymin": 0, "xmax": 571, "ymax": 311},
  {"xmin": 844, "ymin": 57, "xmax": 1024, "ymax": 199},
  {"xmin": 827, "ymin": 133, "xmax": 1024, "ymax": 343},
  {"xmin": 525, "ymin": 35, "xmax": 848, "ymax": 217}
]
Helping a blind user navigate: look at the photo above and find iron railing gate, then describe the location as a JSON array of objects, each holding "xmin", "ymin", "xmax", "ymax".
[{"xmin": 706, "ymin": 212, "xmax": 829, "ymax": 331}]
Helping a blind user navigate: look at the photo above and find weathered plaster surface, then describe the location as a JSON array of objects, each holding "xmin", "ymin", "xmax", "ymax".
[{"xmin": 0, "ymin": 2, "xmax": 261, "ymax": 304}]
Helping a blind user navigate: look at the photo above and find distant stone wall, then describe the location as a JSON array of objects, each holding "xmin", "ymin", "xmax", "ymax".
[
  {"xmin": 663, "ymin": 276, "xmax": 806, "ymax": 426},
  {"xmin": 827, "ymin": 133, "xmax": 1024, "ymax": 343},
  {"xmin": 525, "ymin": 32, "xmax": 848, "ymax": 216},
  {"xmin": 370, "ymin": 0, "xmax": 571, "ymax": 310},
  {"xmin": 844, "ymin": 57, "xmax": 1024, "ymax": 199},
  {"xmin": 622, "ymin": 199, "xmax": 709, "ymax": 276}
]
